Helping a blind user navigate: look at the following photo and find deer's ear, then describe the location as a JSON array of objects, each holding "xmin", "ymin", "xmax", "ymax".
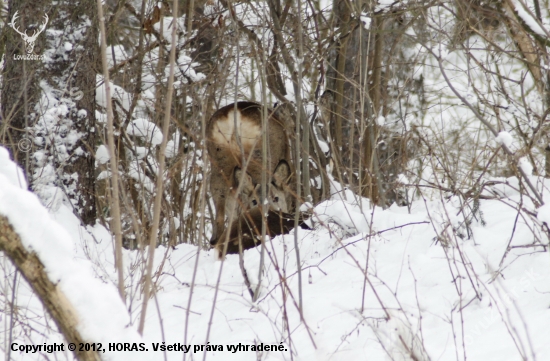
[
  {"xmin": 233, "ymin": 167, "xmax": 242, "ymax": 188},
  {"xmin": 272, "ymin": 160, "xmax": 291, "ymax": 188},
  {"xmin": 233, "ymin": 167, "xmax": 254, "ymax": 192}
]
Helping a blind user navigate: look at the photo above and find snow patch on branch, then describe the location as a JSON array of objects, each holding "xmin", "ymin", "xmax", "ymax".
[
  {"xmin": 95, "ymin": 145, "xmax": 110, "ymax": 165},
  {"xmin": 127, "ymin": 118, "xmax": 163, "ymax": 146},
  {"xmin": 495, "ymin": 131, "xmax": 513, "ymax": 148},
  {"xmin": 512, "ymin": 0, "xmax": 550, "ymax": 38},
  {"xmin": 375, "ymin": 0, "xmax": 402, "ymax": 13},
  {"xmin": 519, "ymin": 157, "xmax": 533, "ymax": 176}
]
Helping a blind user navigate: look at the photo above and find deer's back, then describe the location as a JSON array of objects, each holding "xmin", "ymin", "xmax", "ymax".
[{"xmin": 206, "ymin": 102, "xmax": 290, "ymax": 181}]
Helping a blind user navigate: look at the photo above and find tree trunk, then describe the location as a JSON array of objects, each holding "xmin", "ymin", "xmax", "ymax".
[
  {"xmin": 52, "ymin": 0, "xmax": 98, "ymax": 224},
  {"xmin": 0, "ymin": 215, "xmax": 101, "ymax": 361},
  {"xmin": 361, "ymin": 13, "xmax": 383, "ymax": 202},
  {"xmin": 1, "ymin": 0, "xmax": 48, "ymax": 178},
  {"xmin": 1, "ymin": 0, "xmax": 98, "ymax": 225}
]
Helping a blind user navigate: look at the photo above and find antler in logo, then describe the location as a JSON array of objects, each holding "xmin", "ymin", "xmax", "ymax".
[{"xmin": 9, "ymin": 11, "xmax": 49, "ymax": 54}]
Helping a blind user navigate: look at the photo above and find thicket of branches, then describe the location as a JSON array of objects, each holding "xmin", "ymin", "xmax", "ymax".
[
  {"xmin": 1, "ymin": 0, "xmax": 550, "ymax": 359},
  {"xmin": 3, "ymin": 0, "xmax": 549, "ymax": 245}
]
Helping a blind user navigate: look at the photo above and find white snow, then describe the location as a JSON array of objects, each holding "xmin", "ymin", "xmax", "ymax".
[
  {"xmin": 165, "ymin": 134, "xmax": 182, "ymax": 158},
  {"xmin": 153, "ymin": 16, "xmax": 186, "ymax": 44},
  {"xmin": 107, "ymin": 45, "xmax": 128, "ymax": 68},
  {"xmin": 126, "ymin": 118, "xmax": 163, "ymax": 146},
  {"xmin": 360, "ymin": 14, "xmax": 371, "ymax": 30},
  {"xmin": 519, "ymin": 156, "xmax": 533, "ymax": 176},
  {"xmin": 95, "ymin": 144, "xmax": 110, "ymax": 164},
  {"xmin": 397, "ymin": 173, "xmax": 409, "ymax": 185},
  {"xmin": 375, "ymin": 0, "xmax": 399, "ymax": 13},
  {"xmin": 135, "ymin": 146, "xmax": 148, "ymax": 160},
  {"xmin": 0, "ymin": 148, "xmax": 144, "ymax": 361},
  {"xmin": 0, "ymin": 147, "xmax": 27, "ymax": 189},
  {"xmin": 536, "ymin": 203, "xmax": 550, "ymax": 225},
  {"xmin": 512, "ymin": 0, "xmax": 550, "ymax": 38},
  {"xmin": 496, "ymin": 131, "xmax": 514, "ymax": 148},
  {"xmin": 96, "ymin": 74, "xmax": 132, "ymax": 111},
  {"xmin": 97, "ymin": 169, "xmax": 111, "ymax": 180},
  {"xmin": 2, "ymin": 144, "xmax": 550, "ymax": 360}
]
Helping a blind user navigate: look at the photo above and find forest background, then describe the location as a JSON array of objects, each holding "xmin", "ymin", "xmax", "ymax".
[{"xmin": 1, "ymin": 0, "xmax": 550, "ymax": 360}]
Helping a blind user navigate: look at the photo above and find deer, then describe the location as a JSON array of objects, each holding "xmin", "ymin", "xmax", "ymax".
[
  {"xmin": 206, "ymin": 101, "xmax": 294, "ymax": 249},
  {"xmin": 214, "ymin": 160, "xmax": 310, "ymax": 257},
  {"xmin": 9, "ymin": 11, "xmax": 49, "ymax": 54}
]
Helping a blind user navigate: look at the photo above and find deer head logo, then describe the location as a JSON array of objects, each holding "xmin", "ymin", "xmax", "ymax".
[{"xmin": 9, "ymin": 11, "xmax": 49, "ymax": 54}]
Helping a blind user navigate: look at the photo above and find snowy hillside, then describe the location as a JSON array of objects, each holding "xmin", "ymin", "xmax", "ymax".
[{"xmin": 1, "ymin": 147, "xmax": 549, "ymax": 360}]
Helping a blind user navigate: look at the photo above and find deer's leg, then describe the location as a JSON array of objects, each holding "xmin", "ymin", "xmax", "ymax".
[{"xmin": 209, "ymin": 173, "xmax": 227, "ymax": 246}]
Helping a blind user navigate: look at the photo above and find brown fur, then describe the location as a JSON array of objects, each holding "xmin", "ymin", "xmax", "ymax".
[
  {"xmin": 237, "ymin": 159, "xmax": 292, "ymax": 212},
  {"xmin": 214, "ymin": 161, "xmax": 302, "ymax": 257},
  {"xmin": 215, "ymin": 206, "xmax": 310, "ymax": 256},
  {"xmin": 207, "ymin": 102, "xmax": 294, "ymax": 245}
]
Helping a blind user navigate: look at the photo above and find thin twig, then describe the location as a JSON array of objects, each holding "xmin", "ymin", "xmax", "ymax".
[
  {"xmin": 138, "ymin": 0, "xmax": 179, "ymax": 334},
  {"xmin": 96, "ymin": 0, "xmax": 125, "ymax": 301},
  {"xmin": 433, "ymin": 50, "xmax": 544, "ymax": 206}
]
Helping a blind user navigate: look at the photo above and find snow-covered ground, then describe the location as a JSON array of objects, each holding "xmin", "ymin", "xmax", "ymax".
[{"xmin": 1, "ymin": 146, "xmax": 549, "ymax": 361}]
